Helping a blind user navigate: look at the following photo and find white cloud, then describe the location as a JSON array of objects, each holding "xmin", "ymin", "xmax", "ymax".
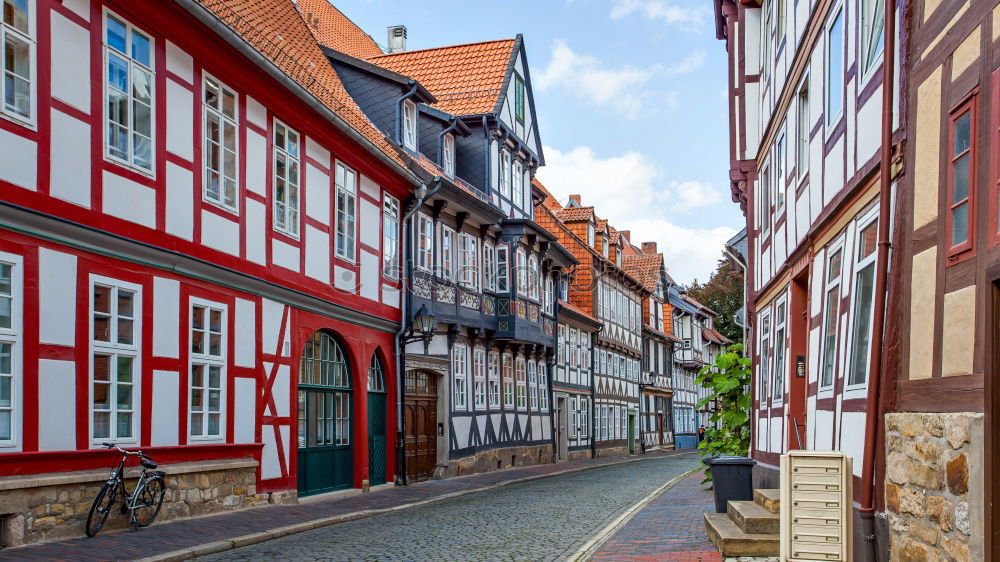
[
  {"xmin": 664, "ymin": 50, "xmax": 707, "ymax": 75},
  {"xmin": 536, "ymin": 40, "xmax": 656, "ymax": 118},
  {"xmin": 610, "ymin": 0, "xmax": 708, "ymax": 30},
  {"xmin": 537, "ymin": 145, "xmax": 735, "ymax": 284}
]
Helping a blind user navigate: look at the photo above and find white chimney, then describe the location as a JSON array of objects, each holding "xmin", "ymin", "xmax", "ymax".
[{"xmin": 387, "ymin": 25, "xmax": 407, "ymax": 53}]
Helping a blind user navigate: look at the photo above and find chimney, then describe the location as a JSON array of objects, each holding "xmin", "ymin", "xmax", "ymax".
[
  {"xmin": 387, "ymin": 25, "xmax": 407, "ymax": 53},
  {"xmin": 642, "ymin": 241, "xmax": 657, "ymax": 254},
  {"xmin": 619, "ymin": 230, "xmax": 630, "ymax": 243},
  {"xmin": 568, "ymin": 194, "xmax": 581, "ymax": 207}
]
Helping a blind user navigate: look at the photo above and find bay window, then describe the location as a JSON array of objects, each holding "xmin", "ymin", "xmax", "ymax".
[
  {"xmin": 488, "ymin": 351, "xmax": 500, "ymax": 408},
  {"xmin": 104, "ymin": 12, "xmax": 153, "ymax": 172},
  {"xmin": 502, "ymin": 353, "xmax": 514, "ymax": 407},
  {"xmin": 527, "ymin": 255, "xmax": 539, "ymax": 300},
  {"xmin": 203, "ymin": 76, "xmax": 238, "ymax": 210},
  {"xmin": 515, "ymin": 357, "xmax": 526, "ymax": 410},
  {"xmin": 91, "ymin": 278, "xmax": 141, "ymax": 442},
  {"xmin": 538, "ymin": 363, "xmax": 548, "ymax": 411},
  {"xmin": 273, "ymin": 121, "xmax": 300, "ymax": 236},
  {"xmin": 417, "ymin": 214, "xmax": 434, "ymax": 271},
  {"xmin": 458, "ymin": 233, "xmax": 478, "ymax": 289},
  {"xmin": 528, "ymin": 360, "xmax": 537, "ymax": 410},
  {"xmin": 335, "ymin": 162, "xmax": 358, "ymax": 261},
  {"xmin": 440, "ymin": 226, "xmax": 455, "ymax": 280},
  {"xmin": 496, "ymin": 245, "xmax": 509, "ymax": 292},
  {"xmin": 190, "ymin": 301, "xmax": 226, "ymax": 439},
  {"xmin": 2, "ymin": 0, "xmax": 33, "ymax": 122},
  {"xmin": 483, "ymin": 243, "xmax": 495, "ymax": 291},
  {"xmin": 516, "ymin": 249, "xmax": 527, "ymax": 296}
]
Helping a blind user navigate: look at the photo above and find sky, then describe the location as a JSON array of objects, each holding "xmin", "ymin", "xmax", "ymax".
[{"xmin": 337, "ymin": 0, "xmax": 743, "ymax": 285}]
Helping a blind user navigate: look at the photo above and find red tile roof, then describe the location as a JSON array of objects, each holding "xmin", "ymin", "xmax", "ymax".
[
  {"xmin": 556, "ymin": 206, "xmax": 595, "ymax": 222},
  {"xmin": 622, "ymin": 254, "xmax": 663, "ymax": 293},
  {"xmin": 703, "ymin": 327, "xmax": 732, "ymax": 344},
  {"xmin": 294, "ymin": 0, "xmax": 384, "ymax": 59},
  {"xmin": 196, "ymin": 0, "xmax": 408, "ymax": 170},
  {"xmin": 558, "ymin": 300, "xmax": 600, "ymax": 326},
  {"xmin": 533, "ymin": 178, "xmax": 563, "ymax": 211},
  {"xmin": 368, "ymin": 39, "xmax": 516, "ymax": 116}
]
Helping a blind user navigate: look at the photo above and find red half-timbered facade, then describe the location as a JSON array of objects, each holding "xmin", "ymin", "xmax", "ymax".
[{"xmin": 0, "ymin": 0, "xmax": 423, "ymax": 543}]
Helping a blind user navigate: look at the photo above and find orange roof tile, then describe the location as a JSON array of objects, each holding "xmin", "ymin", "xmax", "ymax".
[
  {"xmin": 556, "ymin": 206, "xmax": 595, "ymax": 222},
  {"xmin": 295, "ymin": 0, "xmax": 384, "ymax": 59},
  {"xmin": 196, "ymin": 0, "xmax": 408, "ymax": 170},
  {"xmin": 703, "ymin": 327, "xmax": 732, "ymax": 344},
  {"xmin": 622, "ymin": 254, "xmax": 663, "ymax": 293},
  {"xmin": 368, "ymin": 38, "xmax": 516, "ymax": 115},
  {"xmin": 532, "ymin": 178, "xmax": 563, "ymax": 211},
  {"xmin": 558, "ymin": 299, "xmax": 599, "ymax": 326}
]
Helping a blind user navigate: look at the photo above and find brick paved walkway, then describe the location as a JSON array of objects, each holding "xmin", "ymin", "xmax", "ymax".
[
  {"xmin": 1, "ymin": 450, "xmax": 688, "ymax": 561},
  {"xmin": 592, "ymin": 470, "xmax": 723, "ymax": 562}
]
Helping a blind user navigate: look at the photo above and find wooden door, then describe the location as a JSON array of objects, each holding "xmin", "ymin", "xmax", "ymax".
[
  {"xmin": 787, "ymin": 272, "xmax": 809, "ymax": 450},
  {"xmin": 367, "ymin": 356, "xmax": 388, "ymax": 486},
  {"xmin": 404, "ymin": 370, "xmax": 437, "ymax": 482}
]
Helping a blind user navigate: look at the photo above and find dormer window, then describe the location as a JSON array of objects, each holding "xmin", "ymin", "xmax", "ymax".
[
  {"xmin": 402, "ymin": 99, "xmax": 416, "ymax": 150},
  {"xmin": 514, "ymin": 74, "xmax": 525, "ymax": 123},
  {"xmin": 443, "ymin": 133, "xmax": 455, "ymax": 177},
  {"xmin": 587, "ymin": 223, "xmax": 595, "ymax": 246},
  {"xmin": 615, "ymin": 247, "xmax": 622, "ymax": 267},
  {"xmin": 601, "ymin": 235, "xmax": 609, "ymax": 259}
]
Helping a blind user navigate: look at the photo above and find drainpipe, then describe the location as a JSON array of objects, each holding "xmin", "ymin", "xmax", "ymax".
[
  {"xmin": 395, "ymin": 83, "xmax": 420, "ymax": 146},
  {"xmin": 860, "ymin": 0, "xmax": 896, "ymax": 526},
  {"xmin": 395, "ymin": 177, "xmax": 443, "ymax": 486}
]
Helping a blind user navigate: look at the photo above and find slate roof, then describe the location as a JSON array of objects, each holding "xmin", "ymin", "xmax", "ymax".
[
  {"xmin": 294, "ymin": 0, "xmax": 384, "ymax": 59},
  {"xmin": 196, "ymin": 0, "xmax": 408, "ymax": 169},
  {"xmin": 622, "ymin": 254, "xmax": 663, "ymax": 293},
  {"xmin": 368, "ymin": 39, "xmax": 516, "ymax": 116}
]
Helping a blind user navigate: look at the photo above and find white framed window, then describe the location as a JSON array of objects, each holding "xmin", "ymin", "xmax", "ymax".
[
  {"xmin": 439, "ymin": 225, "xmax": 455, "ymax": 280},
  {"xmin": 760, "ymin": 163, "xmax": 771, "ymax": 236},
  {"xmin": 516, "ymin": 248, "xmax": 527, "ymax": 296},
  {"xmin": 772, "ymin": 299, "xmax": 786, "ymax": 403},
  {"xmin": 442, "ymin": 133, "xmax": 455, "ymax": 177},
  {"xmin": 538, "ymin": 362, "xmax": 548, "ymax": 411},
  {"xmin": 203, "ymin": 75, "xmax": 238, "ymax": 211},
  {"xmin": 500, "ymin": 150, "xmax": 511, "ymax": 198},
  {"xmin": 273, "ymin": 120, "xmax": 300, "ymax": 236},
  {"xmin": 473, "ymin": 347, "xmax": 486, "ymax": 410},
  {"xmin": 512, "ymin": 160, "xmax": 524, "ymax": 209},
  {"xmin": 515, "ymin": 357, "xmax": 527, "ymax": 410},
  {"xmin": 502, "ymin": 353, "xmax": 514, "ymax": 407},
  {"xmin": 402, "ymin": 99, "xmax": 416, "ymax": 150},
  {"xmin": 848, "ymin": 214, "xmax": 879, "ymax": 386},
  {"xmin": 452, "ymin": 344, "xmax": 468, "ymax": 411},
  {"xmin": 90, "ymin": 276, "xmax": 141, "ymax": 443},
  {"xmin": 382, "ymin": 195, "xmax": 400, "ymax": 278},
  {"xmin": 621, "ymin": 408, "xmax": 627, "ymax": 440},
  {"xmin": 335, "ymin": 162, "xmax": 358, "ymax": 261},
  {"xmin": 860, "ymin": 0, "xmax": 885, "ymax": 78},
  {"xmin": 579, "ymin": 398, "xmax": 588, "ymax": 438},
  {"xmin": 496, "ymin": 245, "xmax": 510, "ymax": 293},
  {"xmin": 544, "ymin": 276, "xmax": 554, "ymax": 314},
  {"xmin": 528, "ymin": 360, "xmax": 538, "ymax": 409},
  {"xmin": 825, "ymin": 6, "xmax": 845, "ymax": 127},
  {"xmin": 775, "ymin": 131, "xmax": 786, "ymax": 210},
  {"xmin": 587, "ymin": 223, "xmax": 595, "ymax": 247},
  {"xmin": 458, "ymin": 233, "xmax": 478, "ymax": 289},
  {"xmin": 488, "ymin": 351, "xmax": 500, "ymax": 408},
  {"xmin": 416, "ymin": 213, "xmax": 434, "ymax": 272},
  {"xmin": 558, "ymin": 324, "xmax": 566, "ymax": 366},
  {"xmin": 796, "ymin": 78, "xmax": 810, "ymax": 178},
  {"xmin": 189, "ymin": 299, "xmax": 226, "ymax": 440},
  {"xmin": 103, "ymin": 11, "xmax": 154, "ymax": 173},
  {"xmin": 527, "ymin": 255, "xmax": 539, "ymax": 300},
  {"xmin": 1, "ymin": 0, "xmax": 35, "ymax": 124},
  {"xmin": 820, "ymin": 243, "xmax": 844, "ymax": 388},
  {"xmin": 0, "ymin": 253, "xmax": 22, "ymax": 447},
  {"xmin": 601, "ymin": 235, "xmax": 609, "ymax": 259},
  {"xmin": 483, "ymin": 243, "xmax": 495, "ymax": 291},
  {"xmin": 761, "ymin": 0, "xmax": 772, "ymax": 77}
]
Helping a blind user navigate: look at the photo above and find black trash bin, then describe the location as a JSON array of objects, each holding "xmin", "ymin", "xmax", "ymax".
[{"xmin": 706, "ymin": 455, "xmax": 756, "ymax": 513}]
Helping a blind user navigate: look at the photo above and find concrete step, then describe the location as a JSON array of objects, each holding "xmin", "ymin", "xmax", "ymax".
[
  {"xmin": 727, "ymin": 500, "xmax": 780, "ymax": 534},
  {"xmin": 753, "ymin": 488, "xmax": 781, "ymax": 514},
  {"xmin": 704, "ymin": 513, "xmax": 780, "ymax": 557}
]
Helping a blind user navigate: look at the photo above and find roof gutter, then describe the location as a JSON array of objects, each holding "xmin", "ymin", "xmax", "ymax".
[{"xmin": 174, "ymin": 0, "xmax": 423, "ymax": 188}]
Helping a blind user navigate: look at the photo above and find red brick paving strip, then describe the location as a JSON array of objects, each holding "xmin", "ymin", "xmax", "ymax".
[
  {"xmin": 0, "ymin": 451, "xmax": 688, "ymax": 561},
  {"xmin": 591, "ymin": 471, "xmax": 723, "ymax": 561}
]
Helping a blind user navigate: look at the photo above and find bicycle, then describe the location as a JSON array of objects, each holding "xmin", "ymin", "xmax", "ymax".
[{"xmin": 85, "ymin": 442, "xmax": 167, "ymax": 537}]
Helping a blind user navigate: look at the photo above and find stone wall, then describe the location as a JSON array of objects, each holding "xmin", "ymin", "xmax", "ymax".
[
  {"xmin": 437, "ymin": 444, "xmax": 554, "ymax": 479},
  {"xmin": 884, "ymin": 412, "xmax": 984, "ymax": 561},
  {"xmin": 0, "ymin": 459, "xmax": 288, "ymax": 547}
]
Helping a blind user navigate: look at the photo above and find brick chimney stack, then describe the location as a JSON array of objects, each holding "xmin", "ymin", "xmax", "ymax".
[
  {"xmin": 642, "ymin": 241, "xmax": 657, "ymax": 254},
  {"xmin": 568, "ymin": 194, "xmax": 581, "ymax": 206}
]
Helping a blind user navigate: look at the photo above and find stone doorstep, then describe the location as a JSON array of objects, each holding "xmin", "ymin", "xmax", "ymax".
[
  {"xmin": 704, "ymin": 513, "xmax": 780, "ymax": 557},
  {"xmin": 753, "ymin": 489, "xmax": 781, "ymax": 514},
  {"xmin": 297, "ymin": 483, "xmax": 394, "ymax": 504},
  {"xmin": 0, "ymin": 458, "xmax": 259, "ymax": 492},
  {"xmin": 727, "ymin": 500, "xmax": 780, "ymax": 535}
]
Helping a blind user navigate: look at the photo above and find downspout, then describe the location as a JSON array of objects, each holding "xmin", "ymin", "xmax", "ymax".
[
  {"xmin": 860, "ymin": 0, "xmax": 896, "ymax": 523},
  {"xmin": 395, "ymin": 82, "xmax": 420, "ymax": 146},
  {"xmin": 395, "ymin": 177, "xmax": 443, "ymax": 485}
]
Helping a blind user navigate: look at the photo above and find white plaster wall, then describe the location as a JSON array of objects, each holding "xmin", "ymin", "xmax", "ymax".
[
  {"xmin": 165, "ymin": 162, "xmax": 194, "ymax": 240},
  {"xmin": 166, "ymin": 79, "xmax": 194, "ymax": 162},
  {"xmin": 50, "ymin": 11, "xmax": 90, "ymax": 112},
  {"xmin": 271, "ymin": 365, "xmax": 290, "ymax": 418},
  {"xmin": 261, "ymin": 299, "xmax": 288, "ymax": 357},
  {"xmin": 840, "ymin": 411, "xmax": 866, "ymax": 477},
  {"xmin": 305, "ymin": 164, "xmax": 330, "ymax": 225},
  {"xmin": 201, "ymin": 210, "xmax": 240, "ymax": 256},
  {"xmin": 150, "ymin": 370, "xmax": 180, "ymax": 446},
  {"xmin": 245, "ymin": 199, "xmax": 266, "ymax": 265},
  {"xmin": 37, "ymin": 360, "xmax": 75, "ymax": 451},
  {"xmin": 234, "ymin": 377, "xmax": 256, "ymax": 443},
  {"xmin": 305, "ymin": 136, "xmax": 329, "ymax": 165},
  {"xmin": 360, "ymin": 250, "xmax": 379, "ymax": 302},
  {"xmin": 304, "ymin": 225, "xmax": 330, "ymax": 283},
  {"xmin": 245, "ymin": 130, "xmax": 267, "ymax": 197},
  {"xmin": 360, "ymin": 174, "xmax": 380, "ymax": 201},
  {"xmin": 152, "ymin": 277, "xmax": 180, "ymax": 358},
  {"xmin": 165, "ymin": 41, "xmax": 193, "ymax": 83},
  {"xmin": 334, "ymin": 266, "xmax": 356, "ymax": 293},
  {"xmin": 0, "ymin": 129, "xmax": 37, "ymax": 191},
  {"xmin": 61, "ymin": 0, "xmax": 89, "ymax": 21},
  {"xmin": 49, "ymin": 109, "xmax": 91, "ymax": 207},
  {"xmin": 360, "ymin": 199, "xmax": 380, "ymax": 249},
  {"xmin": 234, "ymin": 298, "xmax": 256, "ymax": 368},
  {"xmin": 245, "ymin": 96, "xmax": 267, "ymax": 130},
  {"xmin": 271, "ymin": 239, "xmax": 300, "ymax": 272},
  {"xmin": 103, "ymin": 171, "xmax": 155, "ymax": 226},
  {"xmin": 37, "ymin": 248, "xmax": 76, "ymax": 346},
  {"xmin": 260, "ymin": 425, "xmax": 281, "ymax": 480},
  {"xmin": 382, "ymin": 284, "xmax": 400, "ymax": 308}
]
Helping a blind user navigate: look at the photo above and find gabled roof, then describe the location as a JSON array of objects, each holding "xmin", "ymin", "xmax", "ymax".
[
  {"xmin": 196, "ymin": 0, "xmax": 408, "ymax": 171},
  {"xmin": 294, "ymin": 0, "xmax": 384, "ymax": 59},
  {"xmin": 558, "ymin": 300, "xmax": 601, "ymax": 328},
  {"xmin": 368, "ymin": 38, "xmax": 517, "ymax": 116},
  {"xmin": 556, "ymin": 206, "xmax": 595, "ymax": 222},
  {"xmin": 622, "ymin": 254, "xmax": 663, "ymax": 293},
  {"xmin": 703, "ymin": 327, "xmax": 732, "ymax": 345}
]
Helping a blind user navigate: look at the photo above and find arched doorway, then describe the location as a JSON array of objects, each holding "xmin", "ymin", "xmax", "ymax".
[
  {"xmin": 297, "ymin": 331, "xmax": 353, "ymax": 496},
  {"xmin": 404, "ymin": 370, "xmax": 438, "ymax": 482},
  {"xmin": 367, "ymin": 354, "xmax": 388, "ymax": 486}
]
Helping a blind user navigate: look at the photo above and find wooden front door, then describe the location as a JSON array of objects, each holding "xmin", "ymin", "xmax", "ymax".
[
  {"xmin": 297, "ymin": 332, "xmax": 353, "ymax": 496},
  {"xmin": 404, "ymin": 370, "xmax": 437, "ymax": 482},
  {"xmin": 367, "ymin": 356, "xmax": 388, "ymax": 486},
  {"xmin": 787, "ymin": 272, "xmax": 809, "ymax": 450}
]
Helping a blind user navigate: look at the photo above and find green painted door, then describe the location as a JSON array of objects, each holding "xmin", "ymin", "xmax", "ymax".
[
  {"xmin": 628, "ymin": 411, "xmax": 636, "ymax": 454},
  {"xmin": 297, "ymin": 332, "xmax": 354, "ymax": 497},
  {"xmin": 367, "ymin": 355, "xmax": 388, "ymax": 486}
]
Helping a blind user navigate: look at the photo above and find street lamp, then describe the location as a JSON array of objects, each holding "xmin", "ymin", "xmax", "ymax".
[{"xmin": 411, "ymin": 304, "xmax": 436, "ymax": 342}]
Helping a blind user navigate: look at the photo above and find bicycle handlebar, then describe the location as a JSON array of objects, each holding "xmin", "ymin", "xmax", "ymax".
[{"xmin": 101, "ymin": 442, "xmax": 149, "ymax": 458}]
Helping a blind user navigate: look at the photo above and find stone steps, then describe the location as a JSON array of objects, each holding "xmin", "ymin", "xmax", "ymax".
[
  {"xmin": 753, "ymin": 488, "xmax": 781, "ymax": 514},
  {"xmin": 727, "ymin": 500, "xmax": 780, "ymax": 534},
  {"xmin": 704, "ymin": 513, "xmax": 781, "ymax": 557}
]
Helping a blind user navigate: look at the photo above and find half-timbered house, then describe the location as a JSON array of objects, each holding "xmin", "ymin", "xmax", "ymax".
[
  {"xmin": 0, "ymin": 0, "xmax": 432, "ymax": 545},
  {"xmin": 553, "ymin": 300, "xmax": 599, "ymax": 461},
  {"xmin": 668, "ymin": 287, "xmax": 710, "ymax": 449}
]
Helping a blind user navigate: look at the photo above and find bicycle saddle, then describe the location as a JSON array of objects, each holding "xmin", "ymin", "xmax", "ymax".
[{"xmin": 140, "ymin": 458, "xmax": 158, "ymax": 469}]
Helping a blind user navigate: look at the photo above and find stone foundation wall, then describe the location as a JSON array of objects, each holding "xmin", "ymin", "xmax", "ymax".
[
  {"xmin": 884, "ymin": 412, "xmax": 984, "ymax": 561},
  {"xmin": 0, "ymin": 459, "xmax": 288, "ymax": 547},
  {"xmin": 567, "ymin": 449, "xmax": 591, "ymax": 462},
  {"xmin": 595, "ymin": 443, "xmax": 628, "ymax": 457},
  {"xmin": 438, "ymin": 444, "xmax": 554, "ymax": 479}
]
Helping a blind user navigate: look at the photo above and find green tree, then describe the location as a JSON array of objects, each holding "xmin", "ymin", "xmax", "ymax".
[
  {"xmin": 696, "ymin": 343, "xmax": 752, "ymax": 482},
  {"xmin": 688, "ymin": 255, "xmax": 744, "ymax": 343}
]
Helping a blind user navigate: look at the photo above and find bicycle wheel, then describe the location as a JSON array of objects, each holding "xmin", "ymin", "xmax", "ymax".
[
  {"xmin": 132, "ymin": 476, "xmax": 165, "ymax": 527},
  {"xmin": 85, "ymin": 482, "xmax": 117, "ymax": 537}
]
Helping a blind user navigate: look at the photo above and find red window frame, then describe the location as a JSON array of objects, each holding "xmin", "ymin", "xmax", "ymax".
[
  {"xmin": 945, "ymin": 90, "xmax": 978, "ymax": 263},
  {"xmin": 990, "ymin": 68, "xmax": 1000, "ymax": 247}
]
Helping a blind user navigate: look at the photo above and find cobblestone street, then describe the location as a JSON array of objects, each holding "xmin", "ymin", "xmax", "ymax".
[{"xmin": 201, "ymin": 453, "xmax": 703, "ymax": 561}]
